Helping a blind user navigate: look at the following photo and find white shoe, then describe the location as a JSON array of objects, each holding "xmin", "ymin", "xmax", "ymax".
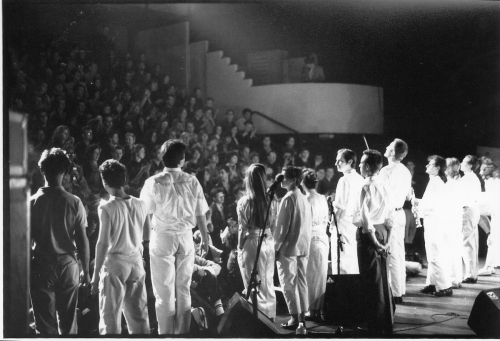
[
  {"xmin": 296, "ymin": 322, "xmax": 307, "ymax": 335},
  {"xmin": 478, "ymin": 266, "xmax": 493, "ymax": 276}
]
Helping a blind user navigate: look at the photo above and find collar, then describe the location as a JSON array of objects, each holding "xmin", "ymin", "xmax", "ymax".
[{"xmin": 164, "ymin": 167, "xmax": 182, "ymax": 172}]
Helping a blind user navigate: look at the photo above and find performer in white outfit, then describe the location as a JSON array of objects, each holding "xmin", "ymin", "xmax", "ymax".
[
  {"xmin": 140, "ymin": 140, "xmax": 210, "ymax": 335},
  {"xmin": 332, "ymin": 149, "xmax": 364, "ymax": 274},
  {"xmin": 92, "ymin": 160, "xmax": 150, "ymax": 335},
  {"xmin": 274, "ymin": 166, "xmax": 312, "ymax": 335},
  {"xmin": 444, "ymin": 158, "xmax": 466, "ymax": 288},
  {"xmin": 460, "ymin": 155, "xmax": 481, "ymax": 284},
  {"xmin": 414, "ymin": 155, "xmax": 453, "ymax": 297},
  {"xmin": 478, "ymin": 158, "xmax": 500, "ymax": 275},
  {"xmin": 379, "ymin": 139, "xmax": 412, "ymax": 304},
  {"xmin": 302, "ymin": 168, "xmax": 329, "ymax": 322},
  {"xmin": 237, "ymin": 163, "xmax": 278, "ymax": 320}
]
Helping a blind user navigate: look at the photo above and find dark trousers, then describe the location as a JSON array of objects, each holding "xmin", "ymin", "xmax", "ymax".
[
  {"xmin": 30, "ymin": 253, "xmax": 80, "ymax": 335},
  {"xmin": 356, "ymin": 228, "xmax": 394, "ymax": 335},
  {"xmin": 194, "ymin": 272, "xmax": 223, "ymax": 306}
]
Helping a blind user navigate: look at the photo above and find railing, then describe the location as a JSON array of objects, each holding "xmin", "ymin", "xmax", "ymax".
[{"xmin": 252, "ymin": 111, "xmax": 298, "ymax": 134}]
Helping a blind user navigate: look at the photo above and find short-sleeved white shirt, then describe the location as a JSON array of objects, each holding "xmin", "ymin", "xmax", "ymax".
[
  {"xmin": 353, "ymin": 175, "xmax": 392, "ymax": 234},
  {"xmin": 140, "ymin": 167, "xmax": 209, "ymax": 232},
  {"xmin": 379, "ymin": 162, "xmax": 412, "ymax": 209},
  {"xmin": 98, "ymin": 196, "xmax": 148, "ymax": 254},
  {"xmin": 333, "ymin": 170, "xmax": 365, "ymax": 219}
]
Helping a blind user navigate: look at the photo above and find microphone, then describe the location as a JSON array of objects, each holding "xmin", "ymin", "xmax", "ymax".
[
  {"xmin": 327, "ymin": 196, "xmax": 334, "ymax": 214},
  {"xmin": 267, "ymin": 174, "xmax": 284, "ymax": 195}
]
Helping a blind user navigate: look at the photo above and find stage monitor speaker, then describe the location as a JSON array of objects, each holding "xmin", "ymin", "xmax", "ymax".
[
  {"xmin": 217, "ymin": 293, "xmax": 283, "ymax": 337},
  {"xmin": 324, "ymin": 274, "xmax": 367, "ymax": 325},
  {"xmin": 468, "ymin": 287, "xmax": 500, "ymax": 337}
]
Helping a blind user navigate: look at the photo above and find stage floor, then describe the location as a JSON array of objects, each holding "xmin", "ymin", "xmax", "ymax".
[{"xmin": 273, "ymin": 258, "xmax": 500, "ymax": 338}]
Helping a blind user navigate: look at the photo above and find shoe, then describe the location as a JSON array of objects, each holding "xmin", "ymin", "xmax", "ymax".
[
  {"xmin": 296, "ymin": 322, "xmax": 307, "ymax": 335},
  {"xmin": 420, "ymin": 285, "xmax": 436, "ymax": 294},
  {"xmin": 451, "ymin": 283, "xmax": 462, "ymax": 289},
  {"xmin": 478, "ymin": 267, "xmax": 494, "ymax": 276},
  {"xmin": 462, "ymin": 277, "xmax": 477, "ymax": 284},
  {"xmin": 281, "ymin": 321, "xmax": 299, "ymax": 330},
  {"xmin": 434, "ymin": 287, "xmax": 453, "ymax": 297},
  {"xmin": 394, "ymin": 296, "xmax": 403, "ymax": 304}
]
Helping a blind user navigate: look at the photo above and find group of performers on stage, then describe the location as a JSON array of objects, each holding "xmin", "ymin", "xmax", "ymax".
[{"xmin": 30, "ymin": 138, "xmax": 500, "ymax": 336}]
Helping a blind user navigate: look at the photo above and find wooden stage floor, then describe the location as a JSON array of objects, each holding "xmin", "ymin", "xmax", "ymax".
[{"xmin": 272, "ymin": 258, "xmax": 500, "ymax": 338}]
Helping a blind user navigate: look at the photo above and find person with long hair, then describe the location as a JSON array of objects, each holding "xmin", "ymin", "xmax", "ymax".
[
  {"xmin": 459, "ymin": 155, "xmax": 481, "ymax": 284},
  {"xmin": 332, "ymin": 148, "xmax": 364, "ymax": 274},
  {"xmin": 237, "ymin": 163, "xmax": 278, "ymax": 320},
  {"xmin": 413, "ymin": 155, "xmax": 453, "ymax": 297},
  {"xmin": 302, "ymin": 168, "xmax": 329, "ymax": 322},
  {"xmin": 274, "ymin": 166, "xmax": 312, "ymax": 334}
]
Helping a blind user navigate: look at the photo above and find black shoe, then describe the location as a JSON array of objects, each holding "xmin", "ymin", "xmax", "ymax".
[
  {"xmin": 394, "ymin": 296, "xmax": 403, "ymax": 304},
  {"xmin": 462, "ymin": 277, "xmax": 477, "ymax": 284},
  {"xmin": 281, "ymin": 322, "xmax": 299, "ymax": 330},
  {"xmin": 434, "ymin": 287, "xmax": 453, "ymax": 297},
  {"xmin": 420, "ymin": 285, "xmax": 436, "ymax": 294}
]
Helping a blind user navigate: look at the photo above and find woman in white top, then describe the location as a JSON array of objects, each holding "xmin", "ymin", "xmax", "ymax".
[
  {"xmin": 237, "ymin": 163, "xmax": 278, "ymax": 320},
  {"xmin": 414, "ymin": 155, "xmax": 453, "ymax": 297},
  {"xmin": 460, "ymin": 155, "xmax": 482, "ymax": 283},
  {"xmin": 332, "ymin": 148, "xmax": 364, "ymax": 274},
  {"xmin": 302, "ymin": 168, "xmax": 329, "ymax": 322}
]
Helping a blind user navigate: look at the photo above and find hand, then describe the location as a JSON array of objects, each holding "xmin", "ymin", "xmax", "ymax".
[
  {"xmin": 80, "ymin": 270, "xmax": 91, "ymax": 287},
  {"xmin": 487, "ymin": 234, "xmax": 492, "ymax": 247},
  {"xmin": 199, "ymin": 240, "xmax": 209, "ymax": 258}
]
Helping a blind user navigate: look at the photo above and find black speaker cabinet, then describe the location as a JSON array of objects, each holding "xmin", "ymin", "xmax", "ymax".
[
  {"xmin": 217, "ymin": 292, "xmax": 283, "ymax": 337},
  {"xmin": 468, "ymin": 287, "xmax": 500, "ymax": 337},
  {"xmin": 324, "ymin": 274, "xmax": 367, "ymax": 325}
]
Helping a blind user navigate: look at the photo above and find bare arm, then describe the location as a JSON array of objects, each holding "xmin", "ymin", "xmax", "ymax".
[
  {"xmin": 91, "ymin": 208, "xmax": 111, "ymax": 296},
  {"xmin": 196, "ymin": 214, "xmax": 210, "ymax": 257},
  {"xmin": 74, "ymin": 221, "xmax": 90, "ymax": 286}
]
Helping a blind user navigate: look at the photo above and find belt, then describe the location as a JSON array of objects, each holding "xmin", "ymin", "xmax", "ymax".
[{"xmin": 395, "ymin": 207, "xmax": 403, "ymax": 211}]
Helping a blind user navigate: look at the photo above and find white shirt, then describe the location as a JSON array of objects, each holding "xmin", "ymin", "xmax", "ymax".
[
  {"xmin": 353, "ymin": 175, "xmax": 392, "ymax": 234},
  {"xmin": 140, "ymin": 167, "xmax": 209, "ymax": 232},
  {"xmin": 98, "ymin": 196, "xmax": 147, "ymax": 255},
  {"xmin": 333, "ymin": 170, "xmax": 365, "ymax": 219},
  {"xmin": 379, "ymin": 162, "xmax": 412, "ymax": 209},
  {"xmin": 460, "ymin": 172, "xmax": 481, "ymax": 208},
  {"xmin": 419, "ymin": 176, "xmax": 445, "ymax": 219},
  {"xmin": 306, "ymin": 191, "xmax": 329, "ymax": 234}
]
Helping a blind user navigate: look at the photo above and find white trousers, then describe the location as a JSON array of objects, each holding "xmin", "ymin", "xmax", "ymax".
[
  {"xmin": 424, "ymin": 223, "xmax": 452, "ymax": 291},
  {"xmin": 306, "ymin": 230, "xmax": 329, "ymax": 310},
  {"xmin": 238, "ymin": 229, "xmax": 276, "ymax": 318},
  {"xmin": 449, "ymin": 230, "xmax": 463, "ymax": 285},
  {"xmin": 462, "ymin": 207, "xmax": 480, "ymax": 279},
  {"xmin": 331, "ymin": 217, "xmax": 359, "ymax": 274},
  {"xmin": 150, "ymin": 230, "xmax": 194, "ymax": 335},
  {"xmin": 388, "ymin": 210, "xmax": 406, "ymax": 297},
  {"xmin": 486, "ymin": 213, "xmax": 500, "ymax": 267},
  {"xmin": 98, "ymin": 253, "xmax": 150, "ymax": 335},
  {"xmin": 277, "ymin": 254, "xmax": 309, "ymax": 315}
]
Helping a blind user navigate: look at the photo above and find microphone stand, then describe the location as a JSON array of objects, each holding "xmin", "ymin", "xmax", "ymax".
[
  {"xmin": 245, "ymin": 188, "xmax": 276, "ymax": 319},
  {"xmin": 329, "ymin": 200, "xmax": 344, "ymax": 335}
]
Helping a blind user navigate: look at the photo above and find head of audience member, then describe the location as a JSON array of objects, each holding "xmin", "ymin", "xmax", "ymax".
[
  {"xmin": 244, "ymin": 121, "xmax": 254, "ymax": 134},
  {"xmin": 112, "ymin": 145, "xmax": 124, "ymax": 162},
  {"xmin": 81, "ymin": 126, "xmax": 93, "ymax": 143},
  {"xmin": 211, "ymin": 187, "xmax": 225, "ymax": 205},
  {"xmin": 325, "ymin": 166, "xmax": 335, "ymax": 180},
  {"xmin": 299, "ymin": 148, "xmax": 309, "ymax": 161},
  {"xmin": 445, "ymin": 157, "xmax": 461, "ymax": 180},
  {"xmin": 359, "ymin": 149, "xmax": 383, "ymax": 178},
  {"xmin": 161, "ymin": 139, "xmax": 186, "ymax": 168},
  {"xmin": 262, "ymin": 136, "xmax": 271, "ymax": 148},
  {"xmin": 286, "ymin": 136, "xmax": 295, "ymax": 149},
  {"xmin": 225, "ymin": 109, "xmax": 234, "ymax": 122},
  {"xmin": 234, "ymin": 186, "xmax": 246, "ymax": 203},
  {"xmin": 267, "ymin": 151, "xmax": 277, "ymax": 165},
  {"xmin": 242, "ymin": 108, "xmax": 252, "ymax": 121},
  {"xmin": 301, "ymin": 168, "xmax": 318, "ymax": 192},
  {"xmin": 239, "ymin": 164, "xmax": 249, "ymax": 179},
  {"xmin": 314, "ymin": 153, "xmax": 323, "ymax": 165},
  {"xmin": 194, "ymin": 108, "xmax": 203, "ymax": 120},
  {"xmin": 426, "ymin": 155, "xmax": 447, "ymax": 183},
  {"xmin": 51, "ymin": 125, "xmax": 71, "ymax": 148},
  {"xmin": 85, "ymin": 144, "xmax": 101, "ymax": 165},
  {"xmin": 134, "ymin": 144, "xmax": 146, "ymax": 162},
  {"xmin": 230, "ymin": 125, "xmax": 239, "ymax": 137},
  {"xmin": 209, "ymin": 152, "xmax": 219, "ymax": 166},
  {"xmin": 64, "ymin": 145, "xmax": 77, "ymax": 164},
  {"xmin": 316, "ymin": 167, "xmax": 325, "ymax": 181},
  {"xmin": 218, "ymin": 165, "xmax": 230, "ymax": 182},
  {"xmin": 336, "ymin": 148, "xmax": 357, "ymax": 173},
  {"xmin": 240, "ymin": 146, "xmax": 250, "ymax": 161},
  {"xmin": 186, "ymin": 122, "xmax": 196, "ymax": 134},
  {"xmin": 461, "ymin": 155, "xmax": 480, "ymax": 173},
  {"xmin": 214, "ymin": 125, "xmax": 223, "ymax": 137},
  {"xmin": 190, "ymin": 148, "xmax": 201, "ymax": 162},
  {"xmin": 282, "ymin": 165, "xmax": 305, "ymax": 194},
  {"xmin": 103, "ymin": 115, "xmax": 113, "ymax": 130},
  {"xmin": 124, "ymin": 133, "xmax": 135, "ymax": 148},
  {"xmin": 38, "ymin": 148, "xmax": 71, "ymax": 184},
  {"xmin": 250, "ymin": 152, "xmax": 260, "ymax": 164},
  {"xmin": 384, "ymin": 138, "xmax": 408, "ymax": 161},
  {"xmin": 99, "ymin": 159, "xmax": 128, "ymax": 191}
]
